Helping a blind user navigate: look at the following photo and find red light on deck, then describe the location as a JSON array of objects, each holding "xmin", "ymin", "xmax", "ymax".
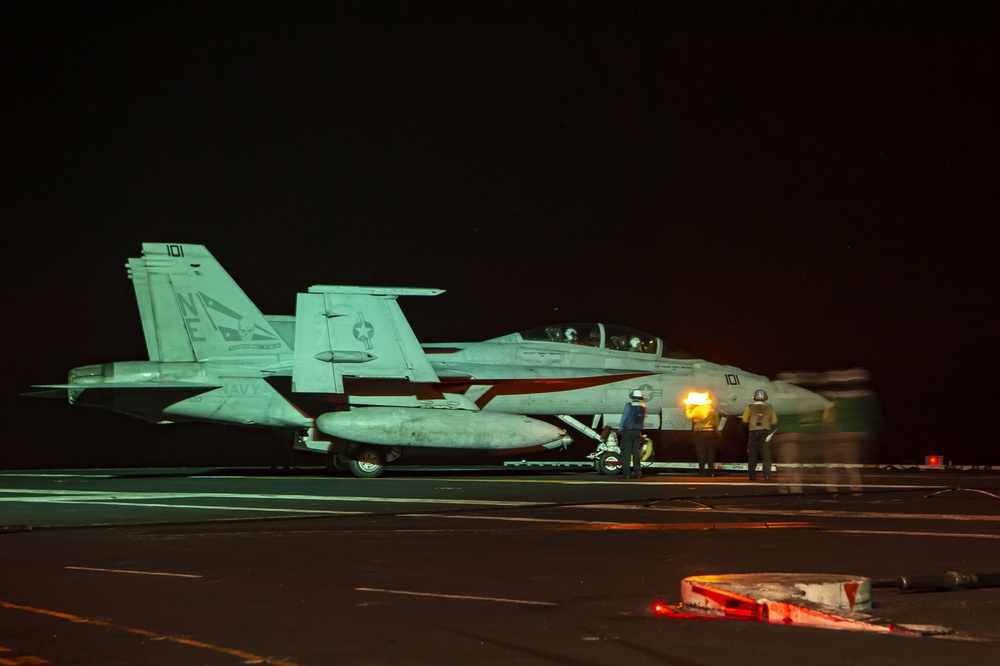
[
  {"xmin": 924, "ymin": 455, "xmax": 944, "ymax": 468},
  {"xmin": 652, "ymin": 601, "xmax": 671, "ymax": 615}
]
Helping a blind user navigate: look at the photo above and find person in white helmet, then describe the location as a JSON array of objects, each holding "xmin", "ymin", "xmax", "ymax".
[
  {"xmin": 619, "ymin": 389, "xmax": 647, "ymax": 479},
  {"xmin": 742, "ymin": 389, "xmax": 777, "ymax": 480}
]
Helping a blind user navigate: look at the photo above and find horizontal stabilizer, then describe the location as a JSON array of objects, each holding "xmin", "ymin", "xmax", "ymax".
[
  {"xmin": 22, "ymin": 389, "xmax": 72, "ymax": 399},
  {"xmin": 32, "ymin": 382, "xmax": 223, "ymax": 390}
]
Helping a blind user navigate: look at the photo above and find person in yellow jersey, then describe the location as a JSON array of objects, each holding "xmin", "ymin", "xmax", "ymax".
[
  {"xmin": 742, "ymin": 389, "xmax": 777, "ymax": 481},
  {"xmin": 685, "ymin": 393, "xmax": 720, "ymax": 476}
]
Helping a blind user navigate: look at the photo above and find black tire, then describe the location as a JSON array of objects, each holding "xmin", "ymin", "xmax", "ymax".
[
  {"xmin": 596, "ymin": 451, "xmax": 623, "ymax": 475},
  {"xmin": 325, "ymin": 450, "xmax": 350, "ymax": 475},
  {"xmin": 348, "ymin": 446, "xmax": 386, "ymax": 478}
]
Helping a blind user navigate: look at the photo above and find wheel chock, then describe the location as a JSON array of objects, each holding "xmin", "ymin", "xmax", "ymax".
[{"xmin": 653, "ymin": 573, "xmax": 953, "ymax": 636}]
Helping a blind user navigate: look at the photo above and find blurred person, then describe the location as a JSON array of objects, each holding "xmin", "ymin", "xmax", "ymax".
[
  {"xmin": 821, "ymin": 370, "xmax": 882, "ymax": 494},
  {"xmin": 776, "ymin": 369, "xmax": 883, "ymax": 495},
  {"xmin": 773, "ymin": 408, "xmax": 828, "ymax": 493},
  {"xmin": 619, "ymin": 389, "xmax": 647, "ymax": 479},
  {"xmin": 742, "ymin": 388, "xmax": 777, "ymax": 481},
  {"xmin": 820, "ymin": 407, "xmax": 861, "ymax": 494}
]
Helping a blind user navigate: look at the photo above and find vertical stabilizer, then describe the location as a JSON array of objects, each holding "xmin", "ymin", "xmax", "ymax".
[
  {"xmin": 293, "ymin": 286, "xmax": 442, "ymax": 393},
  {"xmin": 128, "ymin": 243, "xmax": 293, "ymax": 362}
]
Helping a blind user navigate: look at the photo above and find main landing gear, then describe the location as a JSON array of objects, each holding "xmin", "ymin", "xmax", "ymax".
[
  {"xmin": 325, "ymin": 443, "xmax": 400, "ymax": 479},
  {"xmin": 591, "ymin": 436, "xmax": 654, "ymax": 475}
]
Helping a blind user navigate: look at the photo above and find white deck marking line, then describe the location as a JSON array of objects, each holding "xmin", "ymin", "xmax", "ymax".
[
  {"xmin": 0, "ymin": 489, "xmax": 538, "ymax": 506},
  {"xmin": 574, "ymin": 503, "xmax": 1000, "ymax": 523},
  {"xmin": 828, "ymin": 530, "xmax": 1000, "ymax": 540},
  {"xmin": 455, "ymin": 478, "xmax": 942, "ymax": 490},
  {"xmin": 397, "ymin": 514, "xmax": 815, "ymax": 531},
  {"xmin": 0, "ymin": 473, "xmax": 117, "ymax": 478},
  {"xmin": 356, "ymin": 587, "xmax": 556, "ymax": 606},
  {"xmin": 44, "ymin": 501, "xmax": 362, "ymax": 514},
  {"xmin": 6, "ymin": 489, "xmax": 994, "ymax": 525},
  {"xmin": 0, "ymin": 490, "xmax": 542, "ymax": 518},
  {"xmin": 65, "ymin": 566, "xmax": 202, "ymax": 578}
]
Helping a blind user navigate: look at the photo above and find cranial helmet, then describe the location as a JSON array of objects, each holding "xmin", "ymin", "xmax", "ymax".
[
  {"xmin": 630, "ymin": 389, "xmax": 646, "ymax": 401},
  {"xmin": 753, "ymin": 389, "xmax": 768, "ymax": 402}
]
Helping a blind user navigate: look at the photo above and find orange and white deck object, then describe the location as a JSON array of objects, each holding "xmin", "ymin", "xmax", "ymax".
[{"xmin": 652, "ymin": 573, "xmax": 953, "ymax": 636}]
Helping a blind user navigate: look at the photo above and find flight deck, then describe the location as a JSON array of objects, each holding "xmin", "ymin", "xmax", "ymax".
[{"xmin": 2, "ymin": 466, "xmax": 999, "ymax": 665}]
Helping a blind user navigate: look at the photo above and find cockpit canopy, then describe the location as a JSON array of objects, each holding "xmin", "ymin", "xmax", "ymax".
[{"xmin": 517, "ymin": 323, "xmax": 690, "ymax": 358}]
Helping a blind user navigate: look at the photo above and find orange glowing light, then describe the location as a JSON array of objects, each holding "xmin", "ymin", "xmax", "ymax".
[
  {"xmin": 683, "ymin": 391, "xmax": 713, "ymax": 420},
  {"xmin": 683, "ymin": 391, "xmax": 711, "ymax": 407}
]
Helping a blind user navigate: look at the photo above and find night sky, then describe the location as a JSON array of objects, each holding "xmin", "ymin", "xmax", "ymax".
[{"xmin": 4, "ymin": 1, "xmax": 997, "ymax": 468}]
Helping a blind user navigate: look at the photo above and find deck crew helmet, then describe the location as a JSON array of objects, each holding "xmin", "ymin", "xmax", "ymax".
[
  {"xmin": 753, "ymin": 389, "xmax": 768, "ymax": 402},
  {"xmin": 630, "ymin": 389, "xmax": 647, "ymax": 401}
]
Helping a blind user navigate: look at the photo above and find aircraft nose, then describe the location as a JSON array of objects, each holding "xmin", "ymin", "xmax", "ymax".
[{"xmin": 769, "ymin": 380, "xmax": 831, "ymax": 414}]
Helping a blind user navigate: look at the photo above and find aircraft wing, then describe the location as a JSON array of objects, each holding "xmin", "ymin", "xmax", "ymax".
[{"xmin": 293, "ymin": 286, "xmax": 443, "ymax": 395}]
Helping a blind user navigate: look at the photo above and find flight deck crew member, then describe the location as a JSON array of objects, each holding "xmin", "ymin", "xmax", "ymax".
[
  {"xmin": 685, "ymin": 395, "xmax": 720, "ymax": 476},
  {"xmin": 619, "ymin": 389, "xmax": 647, "ymax": 479},
  {"xmin": 742, "ymin": 389, "xmax": 777, "ymax": 480}
]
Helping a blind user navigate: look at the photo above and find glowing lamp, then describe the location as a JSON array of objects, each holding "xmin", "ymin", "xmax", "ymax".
[
  {"xmin": 924, "ymin": 455, "xmax": 944, "ymax": 468},
  {"xmin": 683, "ymin": 391, "xmax": 711, "ymax": 407}
]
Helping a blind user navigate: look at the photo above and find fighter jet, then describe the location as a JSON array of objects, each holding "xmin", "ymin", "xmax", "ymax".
[{"xmin": 33, "ymin": 243, "xmax": 829, "ymax": 477}]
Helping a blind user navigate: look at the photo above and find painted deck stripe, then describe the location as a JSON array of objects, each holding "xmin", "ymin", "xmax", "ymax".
[
  {"xmin": 65, "ymin": 566, "xmax": 202, "ymax": 578},
  {"xmin": 399, "ymin": 513, "xmax": 817, "ymax": 530},
  {"xmin": 0, "ymin": 489, "xmax": 538, "ymax": 506},
  {"xmin": 453, "ymin": 478, "xmax": 942, "ymax": 491},
  {"xmin": 41, "ymin": 500, "xmax": 362, "ymax": 514},
  {"xmin": 0, "ymin": 600, "xmax": 302, "ymax": 666},
  {"xmin": 575, "ymin": 503, "xmax": 1000, "ymax": 523},
  {"xmin": 828, "ymin": 529, "xmax": 1000, "ymax": 540},
  {"xmin": 355, "ymin": 587, "xmax": 556, "ymax": 606}
]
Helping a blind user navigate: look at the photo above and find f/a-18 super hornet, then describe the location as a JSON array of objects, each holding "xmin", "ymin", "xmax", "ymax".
[{"xmin": 33, "ymin": 243, "xmax": 829, "ymax": 477}]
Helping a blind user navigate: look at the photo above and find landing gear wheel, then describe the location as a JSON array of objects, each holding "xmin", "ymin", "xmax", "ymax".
[
  {"xmin": 348, "ymin": 446, "xmax": 386, "ymax": 479},
  {"xmin": 595, "ymin": 451, "xmax": 623, "ymax": 475}
]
